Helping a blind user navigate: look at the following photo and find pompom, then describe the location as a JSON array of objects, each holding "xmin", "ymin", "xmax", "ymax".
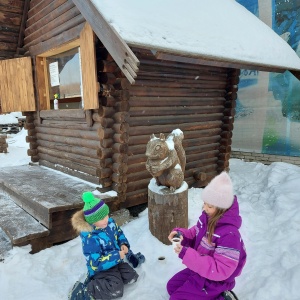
[{"xmin": 82, "ymin": 191, "xmax": 95, "ymax": 203}]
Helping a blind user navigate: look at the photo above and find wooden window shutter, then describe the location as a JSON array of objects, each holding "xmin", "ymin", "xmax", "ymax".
[
  {"xmin": 80, "ymin": 23, "xmax": 99, "ymax": 110},
  {"xmin": 0, "ymin": 57, "xmax": 36, "ymax": 113}
]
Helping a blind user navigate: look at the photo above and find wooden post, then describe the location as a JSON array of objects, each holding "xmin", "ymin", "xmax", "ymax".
[
  {"xmin": 0, "ymin": 134, "xmax": 8, "ymax": 153},
  {"xmin": 148, "ymin": 179, "xmax": 188, "ymax": 245}
]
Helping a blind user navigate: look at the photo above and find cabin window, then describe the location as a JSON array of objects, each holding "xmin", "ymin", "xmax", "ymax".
[
  {"xmin": 35, "ymin": 23, "xmax": 98, "ymax": 111},
  {"xmin": 46, "ymin": 47, "xmax": 83, "ymax": 109}
]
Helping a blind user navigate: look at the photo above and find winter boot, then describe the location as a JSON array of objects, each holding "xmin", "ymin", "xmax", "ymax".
[
  {"xmin": 68, "ymin": 281, "xmax": 84, "ymax": 300},
  {"xmin": 68, "ymin": 281, "xmax": 94, "ymax": 300},
  {"xmin": 222, "ymin": 290, "xmax": 239, "ymax": 300}
]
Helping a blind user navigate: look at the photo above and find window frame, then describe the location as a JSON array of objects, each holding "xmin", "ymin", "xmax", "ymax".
[{"xmin": 35, "ymin": 23, "xmax": 98, "ymax": 111}]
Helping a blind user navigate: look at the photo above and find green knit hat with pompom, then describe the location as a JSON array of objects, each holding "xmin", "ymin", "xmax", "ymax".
[{"xmin": 82, "ymin": 191, "xmax": 109, "ymax": 224}]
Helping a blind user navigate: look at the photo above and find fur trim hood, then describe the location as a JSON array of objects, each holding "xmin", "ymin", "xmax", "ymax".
[{"xmin": 71, "ymin": 210, "xmax": 93, "ymax": 233}]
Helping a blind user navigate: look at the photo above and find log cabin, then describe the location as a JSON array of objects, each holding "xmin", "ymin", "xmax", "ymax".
[{"xmin": 1, "ymin": 0, "xmax": 300, "ymax": 212}]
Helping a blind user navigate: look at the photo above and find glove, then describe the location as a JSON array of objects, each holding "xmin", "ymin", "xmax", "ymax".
[{"xmin": 126, "ymin": 250, "xmax": 145, "ymax": 268}]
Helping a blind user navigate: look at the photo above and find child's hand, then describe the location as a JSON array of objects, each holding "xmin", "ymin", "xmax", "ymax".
[
  {"xmin": 174, "ymin": 244, "xmax": 183, "ymax": 254},
  {"xmin": 119, "ymin": 250, "xmax": 126, "ymax": 259},
  {"xmin": 121, "ymin": 244, "xmax": 128, "ymax": 254},
  {"xmin": 168, "ymin": 231, "xmax": 183, "ymax": 242}
]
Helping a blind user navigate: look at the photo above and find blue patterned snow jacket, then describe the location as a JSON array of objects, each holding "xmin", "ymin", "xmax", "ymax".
[{"xmin": 71, "ymin": 210, "xmax": 130, "ymax": 277}]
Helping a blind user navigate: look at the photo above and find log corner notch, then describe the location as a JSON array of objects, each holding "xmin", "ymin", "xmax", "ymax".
[
  {"xmin": 191, "ymin": 68, "xmax": 239, "ymax": 188},
  {"xmin": 72, "ymin": 0, "xmax": 140, "ymax": 84},
  {"xmin": 217, "ymin": 68, "xmax": 240, "ymax": 173}
]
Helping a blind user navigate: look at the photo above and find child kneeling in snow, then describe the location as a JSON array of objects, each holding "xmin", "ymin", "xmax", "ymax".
[
  {"xmin": 167, "ymin": 172, "xmax": 246, "ymax": 300},
  {"xmin": 69, "ymin": 192, "xmax": 144, "ymax": 300}
]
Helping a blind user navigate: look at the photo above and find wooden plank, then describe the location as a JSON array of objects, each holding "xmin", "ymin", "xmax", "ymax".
[
  {"xmin": 0, "ymin": 0, "xmax": 24, "ymax": 14},
  {"xmin": 72, "ymin": 0, "xmax": 139, "ymax": 84},
  {"xmin": 29, "ymin": 0, "xmax": 43, "ymax": 10},
  {"xmin": 0, "ymin": 11, "xmax": 22, "ymax": 26},
  {"xmin": 37, "ymin": 139, "xmax": 98, "ymax": 159},
  {"xmin": 0, "ymin": 32, "xmax": 18, "ymax": 43},
  {"xmin": 0, "ymin": 59, "xmax": 7, "ymax": 112},
  {"xmin": 29, "ymin": 23, "xmax": 84, "ymax": 56},
  {"xmin": 0, "ymin": 24, "xmax": 19, "ymax": 34},
  {"xmin": 27, "ymin": 1, "xmax": 70, "ymax": 27},
  {"xmin": 39, "ymin": 160, "xmax": 99, "ymax": 184},
  {"xmin": 35, "ymin": 56, "xmax": 48, "ymax": 110},
  {"xmin": 80, "ymin": 22, "xmax": 98, "ymax": 110},
  {"xmin": 36, "ymin": 132, "xmax": 100, "ymax": 149},
  {"xmin": 0, "ymin": 41, "xmax": 17, "ymax": 51},
  {"xmin": 35, "ymin": 126, "xmax": 98, "ymax": 140},
  {"xmin": 37, "ymin": 146, "xmax": 99, "ymax": 167},
  {"xmin": 24, "ymin": 14, "xmax": 85, "ymax": 49},
  {"xmin": 0, "ymin": 50, "xmax": 16, "ymax": 58},
  {"xmin": 129, "ymin": 105, "xmax": 224, "ymax": 117},
  {"xmin": 0, "ymin": 57, "xmax": 36, "ymax": 113},
  {"xmin": 129, "ymin": 113, "xmax": 223, "ymax": 127},
  {"xmin": 39, "ymin": 108, "xmax": 85, "ymax": 119},
  {"xmin": 129, "ymin": 97, "xmax": 225, "ymax": 107},
  {"xmin": 28, "ymin": 0, "xmax": 55, "ymax": 19},
  {"xmin": 25, "ymin": 0, "xmax": 71, "ymax": 35},
  {"xmin": 0, "ymin": 190, "xmax": 49, "ymax": 245},
  {"xmin": 25, "ymin": 6, "xmax": 81, "ymax": 45},
  {"xmin": 20, "ymin": 57, "xmax": 34, "ymax": 110},
  {"xmin": 38, "ymin": 152, "xmax": 98, "ymax": 176}
]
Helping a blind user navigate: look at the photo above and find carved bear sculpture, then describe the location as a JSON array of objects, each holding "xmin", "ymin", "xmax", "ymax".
[{"xmin": 145, "ymin": 129, "xmax": 186, "ymax": 192}]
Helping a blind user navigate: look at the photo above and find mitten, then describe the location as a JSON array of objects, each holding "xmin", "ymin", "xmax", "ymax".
[
  {"xmin": 126, "ymin": 249, "xmax": 139, "ymax": 268},
  {"xmin": 135, "ymin": 252, "xmax": 145, "ymax": 265}
]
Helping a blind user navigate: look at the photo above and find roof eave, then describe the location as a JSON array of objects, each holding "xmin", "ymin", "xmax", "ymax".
[{"xmin": 126, "ymin": 41, "xmax": 293, "ymax": 74}]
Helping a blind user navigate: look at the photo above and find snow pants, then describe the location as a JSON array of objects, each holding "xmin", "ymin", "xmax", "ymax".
[
  {"xmin": 167, "ymin": 268, "xmax": 235, "ymax": 300},
  {"xmin": 86, "ymin": 262, "xmax": 138, "ymax": 299}
]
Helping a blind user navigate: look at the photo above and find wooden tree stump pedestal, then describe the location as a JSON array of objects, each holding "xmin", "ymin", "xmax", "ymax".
[{"xmin": 148, "ymin": 178, "xmax": 188, "ymax": 245}]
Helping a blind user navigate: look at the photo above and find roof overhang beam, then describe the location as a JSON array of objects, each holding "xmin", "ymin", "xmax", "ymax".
[{"xmin": 72, "ymin": 0, "xmax": 139, "ymax": 84}]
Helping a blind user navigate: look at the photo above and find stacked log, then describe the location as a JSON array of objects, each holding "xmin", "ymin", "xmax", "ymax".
[
  {"xmin": 96, "ymin": 41, "xmax": 130, "ymax": 204},
  {"xmin": 217, "ymin": 68, "xmax": 240, "ymax": 173},
  {"xmin": 23, "ymin": 112, "xmax": 39, "ymax": 162},
  {"xmin": 29, "ymin": 109, "xmax": 100, "ymax": 183},
  {"xmin": 0, "ymin": 134, "xmax": 8, "ymax": 153},
  {"xmin": 124, "ymin": 48, "xmax": 231, "ymax": 206}
]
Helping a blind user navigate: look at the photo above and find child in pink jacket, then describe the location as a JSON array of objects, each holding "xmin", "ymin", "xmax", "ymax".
[{"xmin": 167, "ymin": 172, "xmax": 246, "ymax": 300}]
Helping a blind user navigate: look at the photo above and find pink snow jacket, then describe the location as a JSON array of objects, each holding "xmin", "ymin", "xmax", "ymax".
[{"xmin": 175, "ymin": 196, "xmax": 246, "ymax": 283}]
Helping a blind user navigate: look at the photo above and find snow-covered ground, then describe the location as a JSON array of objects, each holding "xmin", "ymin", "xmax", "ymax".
[{"xmin": 0, "ymin": 126, "xmax": 299, "ymax": 300}]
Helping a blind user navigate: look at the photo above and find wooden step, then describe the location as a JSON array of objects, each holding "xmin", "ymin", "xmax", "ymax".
[
  {"xmin": 0, "ymin": 227, "xmax": 12, "ymax": 261},
  {"xmin": 0, "ymin": 165, "xmax": 98, "ymax": 228},
  {"xmin": 0, "ymin": 189, "xmax": 49, "ymax": 245}
]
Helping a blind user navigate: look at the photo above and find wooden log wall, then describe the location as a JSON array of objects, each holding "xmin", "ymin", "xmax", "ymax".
[
  {"xmin": 23, "ymin": 0, "xmax": 84, "ymax": 52},
  {"xmin": 0, "ymin": 0, "xmax": 26, "ymax": 59},
  {"xmin": 24, "ymin": 109, "xmax": 100, "ymax": 184},
  {"xmin": 124, "ymin": 48, "xmax": 237, "ymax": 207}
]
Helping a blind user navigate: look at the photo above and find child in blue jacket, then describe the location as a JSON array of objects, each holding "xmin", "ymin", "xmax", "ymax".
[{"xmin": 69, "ymin": 192, "xmax": 143, "ymax": 300}]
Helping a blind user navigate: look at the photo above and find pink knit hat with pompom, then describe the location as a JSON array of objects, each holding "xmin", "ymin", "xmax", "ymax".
[{"xmin": 201, "ymin": 172, "xmax": 234, "ymax": 209}]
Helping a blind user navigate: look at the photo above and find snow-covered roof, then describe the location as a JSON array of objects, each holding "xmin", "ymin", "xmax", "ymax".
[{"xmin": 90, "ymin": 0, "xmax": 300, "ymax": 72}]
